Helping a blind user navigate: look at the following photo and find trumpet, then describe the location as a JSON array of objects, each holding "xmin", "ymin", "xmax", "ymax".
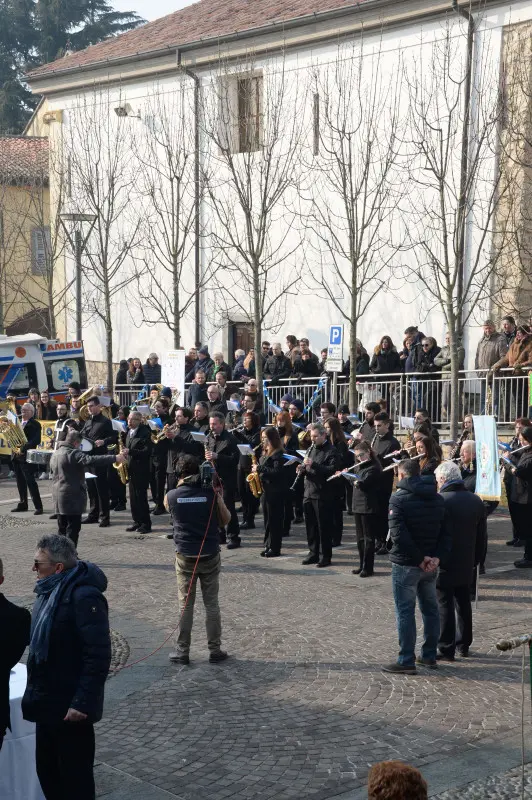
[{"xmin": 155, "ymin": 423, "xmax": 179, "ymax": 443}]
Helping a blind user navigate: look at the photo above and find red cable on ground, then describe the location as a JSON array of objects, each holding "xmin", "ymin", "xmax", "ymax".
[{"xmin": 112, "ymin": 484, "xmax": 219, "ymax": 673}]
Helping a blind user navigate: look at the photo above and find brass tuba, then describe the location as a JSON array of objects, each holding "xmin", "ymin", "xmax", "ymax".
[
  {"xmin": 78, "ymin": 387, "xmax": 113, "ymax": 422},
  {"xmin": 0, "ymin": 415, "xmax": 27, "ymax": 455},
  {"xmin": 246, "ymin": 447, "xmax": 263, "ymax": 499}
]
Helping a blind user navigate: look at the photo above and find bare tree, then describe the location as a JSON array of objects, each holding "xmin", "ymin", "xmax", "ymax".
[
  {"xmin": 300, "ymin": 42, "xmax": 404, "ymax": 412},
  {"xmin": 132, "ymin": 84, "xmax": 211, "ymax": 348},
  {"xmin": 200, "ymin": 53, "xmax": 306, "ymax": 386},
  {"xmin": 66, "ymin": 90, "xmax": 142, "ymax": 388},
  {"xmin": 399, "ymin": 22, "xmax": 510, "ymax": 439}
]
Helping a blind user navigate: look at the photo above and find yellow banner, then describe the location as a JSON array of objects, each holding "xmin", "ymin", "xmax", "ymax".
[{"xmin": 38, "ymin": 420, "xmax": 57, "ymax": 450}]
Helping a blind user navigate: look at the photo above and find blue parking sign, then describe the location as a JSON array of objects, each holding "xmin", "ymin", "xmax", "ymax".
[{"xmin": 329, "ymin": 326, "xmax": 343, "ymax": 345}]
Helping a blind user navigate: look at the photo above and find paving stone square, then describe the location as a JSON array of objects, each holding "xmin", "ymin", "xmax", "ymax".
[{"xmin": 1, "ymin": 478, "xmax": 531, "ymax": 799}]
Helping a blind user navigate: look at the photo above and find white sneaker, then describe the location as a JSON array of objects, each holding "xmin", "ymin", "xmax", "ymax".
[{"xmin": 38, "ymin": 472, "xmax": 47, "ymax": 480}]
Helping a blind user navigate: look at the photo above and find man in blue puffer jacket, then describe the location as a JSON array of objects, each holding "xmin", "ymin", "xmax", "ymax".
[
  {"xmin": 382, "ymin": 459, "xmax": 451, "ymax": 675},
  {"xmin": 22, "ymin": 534, "xmax": 111, "ymax": 800}
]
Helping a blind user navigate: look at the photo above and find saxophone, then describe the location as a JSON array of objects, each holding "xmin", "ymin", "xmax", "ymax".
[
  {"xmin": 112, "ymin": 434, "xmax": 129, "ymax": 485},
  {"xmin": 246, "ymin": 446, "xmax": 263, "ymax": 498}
]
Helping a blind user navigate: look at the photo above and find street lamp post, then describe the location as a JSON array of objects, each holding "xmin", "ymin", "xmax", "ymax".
[{"xmin": 59, "ymin": 212, "xmax": 97, "ymax": 341}]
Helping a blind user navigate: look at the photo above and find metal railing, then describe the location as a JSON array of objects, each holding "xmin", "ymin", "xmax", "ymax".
[{"xmin": 112, "ymin": 367, "xmax": 531, "ymax": 429}]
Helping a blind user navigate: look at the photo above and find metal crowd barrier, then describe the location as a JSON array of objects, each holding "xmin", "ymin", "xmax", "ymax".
[{"xmin": 113, "ymin": 367, "xmax": 531, "ymax": 429}]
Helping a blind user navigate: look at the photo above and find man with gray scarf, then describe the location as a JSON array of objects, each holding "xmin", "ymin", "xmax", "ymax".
[{"xmin": 22, "ymin": 534, "xmax": 111, "ymax": 800}]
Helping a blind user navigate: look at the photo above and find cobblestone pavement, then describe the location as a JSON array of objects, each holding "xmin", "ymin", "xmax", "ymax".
[{"xmin": 1, "ymin": 477, "xmax": 531, "ymax": 799}]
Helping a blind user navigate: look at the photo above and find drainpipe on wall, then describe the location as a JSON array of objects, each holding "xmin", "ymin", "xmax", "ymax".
[
  {"xmin": 452, "ymin": 0, "xmax": 475, "ymax": 339},
  {"xmin": 177, "ymin": 48, "xmax": 202, "ymax": 348}
]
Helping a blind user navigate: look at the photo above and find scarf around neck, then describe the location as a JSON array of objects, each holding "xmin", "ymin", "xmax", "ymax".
[{"xmin": 30, "ymin": 564, "xmax": 81, "ymax": 664}]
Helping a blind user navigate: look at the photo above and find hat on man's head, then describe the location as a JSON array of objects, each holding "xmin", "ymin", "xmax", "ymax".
[
  {"xmin": 281, "ymin": 393, "xmax": 294, "ymax": 403},
  {"xmin": 198, "ymin": 346, "xmax": 209, "ymax": 356},
  {"xmin": 160, "ymin": 387, "xmax": 172, "ymax": 398},
  {"xmin": 291, "ymin": 398, "xmax": 304, "ymax": 412}
]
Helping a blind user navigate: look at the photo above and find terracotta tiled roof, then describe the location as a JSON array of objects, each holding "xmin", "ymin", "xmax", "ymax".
[
  {"xmin": 27, "ymin": 0, "xmax": 367, "ymax": 79},
  {"xmin": 0, "ymin": 137, "xmax": 49, "ymax": 185}
]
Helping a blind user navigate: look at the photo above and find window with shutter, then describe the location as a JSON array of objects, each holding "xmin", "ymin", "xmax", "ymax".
[{"xmin": 31, "ymin": 227, "xmax": 51, "ymax": 276}]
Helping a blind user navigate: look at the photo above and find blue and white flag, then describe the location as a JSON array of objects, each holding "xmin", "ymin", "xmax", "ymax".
[{"xmin": 472, "ymin": 415, "xmax": 501, "ymax": 501}]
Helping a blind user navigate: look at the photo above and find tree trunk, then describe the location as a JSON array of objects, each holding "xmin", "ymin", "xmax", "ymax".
[
  {"xmin": 173, "ymin": 257, "xmax": 180, "ymax": 349},
  {"xmin": 448, "ymin": 318, "xmax": 460, "ymax": 443},
  {"xmin": 104, "ymin": 289, "xmax": 113, "ymax": 390},
  {"xmin": 348, "ymin": 285, "xmax": 357, "ymax": 415},
  {"xmin": 253, "ymin": 264, "xmax": 262, "ymax": 388},
  {"xmin": 0, "ymin": 291, "xmax": 5, "ymax": 335}
]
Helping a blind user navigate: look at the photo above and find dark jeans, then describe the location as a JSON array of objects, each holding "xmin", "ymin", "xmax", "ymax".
[
  {"xmin": 437, "ymin": 583, "xmax": 472, "ymax": 657},
  {"xmin": 13, "ymin": 460, "xmax": 42, "ymax": 510},
  {"xmin": 87, "ymin": 469, "xmax": 110, "ymax": 521},
  {"xmin": 304, "ymin": 497, "xmax": 333, "ymax": 562},
  {"xmin": 354, "ymin": 513, "xmax": 378, "ymax": 573},
  {"xmin": 36, "ymin": 720, "xmax": 95, "ymax": 800},
  {"xmin": 167, "ymin": 471, "xmax": 177, "ymax": 492},
  {"xmin": 509, "ymin": 502, "xmax": 532, "ymax": 558},
  {"xmin": 391, "ymin": 563, "xmax": 439, "ymax": 666},
  {"xmin": 262, "ymin": 491, "xmax": 285, "ymax": 554},
  {"xmin": 129, "ymin": 477, "xmax": 151, "ymax": 529},
  {"xmin": 57, "ymin": 515, "xmax": 82, "ymax": 547},
  {"xmin": 222, "ymin": 486, "xmax": 240, "ymax": 544},
  {"xmin": 293, "ymin": 479, "xmax": 304, "ymax": 519}
]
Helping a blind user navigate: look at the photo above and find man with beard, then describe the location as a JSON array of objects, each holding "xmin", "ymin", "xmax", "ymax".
[
  {"xmin": 353, "ymin": 402, "xmax": 381, "ymax": 443},
  {"xmin": 205, "ymin": 412, "xmax": 241, "ymax": 548}
]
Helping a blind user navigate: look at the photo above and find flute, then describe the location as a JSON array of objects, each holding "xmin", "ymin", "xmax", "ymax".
[
  {"xmin": 383, "ymin": 453, "xmax": 422, "ymax": 472},
  {"xmin": 326, "ymin": 458, "xmax": 370, "ymax": 481},
  {"xmin": 384, "ymin": 449, "xmax": 404, "ymax": 459}
]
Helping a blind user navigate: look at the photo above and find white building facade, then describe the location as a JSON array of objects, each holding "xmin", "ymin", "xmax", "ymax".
[{"xmin": 26, "ymin": 0, "xmax": 532, "ymax": 370}]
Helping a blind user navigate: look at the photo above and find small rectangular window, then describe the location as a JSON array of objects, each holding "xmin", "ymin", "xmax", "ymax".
[
  {"xmin": 31, "ymin": 226, "xmax": 51, "ymax": 276},
  {"xmin": 237, "ymin": 75, "xmax": 263, "ymax": 153}
]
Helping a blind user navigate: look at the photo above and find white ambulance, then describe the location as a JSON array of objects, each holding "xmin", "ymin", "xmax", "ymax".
[{"xmin": 0, "ymin": 334, "xmax": 87, "ymax": 401}]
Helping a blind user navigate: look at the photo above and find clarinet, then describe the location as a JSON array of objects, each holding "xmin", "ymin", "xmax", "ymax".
[{"xmin": 290, "ymin": 444, "xmax": 315, "ymax": 492}]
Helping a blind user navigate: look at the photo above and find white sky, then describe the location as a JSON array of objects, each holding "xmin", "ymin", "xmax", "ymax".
[{"xmin": 113, "ymin": 0, "xmax": 197, "ymax": 22}]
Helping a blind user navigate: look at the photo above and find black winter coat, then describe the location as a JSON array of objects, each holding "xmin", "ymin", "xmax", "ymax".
[
  {"xmin": 22, "ymin": 562, "xmax": 111, "ymax": 724},
  {"xmin": 410, "ymin": 345, "xmax": 442, "ymax": 376},
  {"xmin": 369, "ymin": 349, "xmax": 402, "ymax": 375},
  {"xmin": 233, "ymin": 425, "xmax": 261, "ymax": 470},
  {"xmin": 205, "ymin": 429, "xmax": 240, "ymax": 490},
  {"xmin": 388, "ymin": 476, "xmax": 449, "ymax": 567},
  {"xmin": 125, "ymin": 424, "xmax": 152, "ymax": 483},
  {"xmin": 143, "ymin": 361, "xmax": 162, "ymax": 385},
  {"xmin": 508, "ymin": 448, "xmax": 532, "ymax": 504},
  {"xmin": 352, "ymin": 458, "xmax": 383, "ymax": 515},
  {"xmin": 16, "ymin": 417, "xmax": 41, "ymax": 460},
  {"xmin": 185, "ymin": 357, "xmax": 214, "ymax": 383},
  {"xmin": 437, "ymin": 482, "xmax": 487, "ymax": 587},
  {"xmin": 258, "ymin": 451, "xmax": 288, "ymax": 495},
  {"xmin": 263, "ymin": 354, "xmax": 292, "ymax": 383},
  {"xmin": 166, "ymin": 424, "xmax": 204, "ymax": 474},
  {"xmin": 186, "ymin": 382, "xmax": 209, "ymax": 408},
  {"xmin": 292, "ymin": 358, "xmax": 320, "ymax": 379},
  {"xmin": 0, "ymin": 594, "xmax": 30, "ymax": 734},
  {"xmin": 303, "ymin": 440, "xmax": 341, "ymax": 500},
  {"xmin": 80, "ymin": 413, "xmax": 117, "ymax": 455},
  {"xmin": 372, "ymin": 431, "xmax": 402, "ymax": 496}
]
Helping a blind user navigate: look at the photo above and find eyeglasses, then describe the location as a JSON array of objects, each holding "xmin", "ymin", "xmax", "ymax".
[
  {"xmin": 34, "ymin": 560, "xmax": 53, "ymax": 567},
  {"xmin": 422, "ymin": 344, "xmax": 430, "ymax": 348}
]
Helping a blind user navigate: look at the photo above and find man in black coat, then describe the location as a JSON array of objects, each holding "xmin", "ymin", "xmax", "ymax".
[
  {"xmin": 123, "ymin": 410, "xmax": 152, "ymax": 534},
  {"xmin": 383, "ymin": 459, "xmax": 450, "ymax": 675},
  {"xmin": 12, "ymin": 402, "xmax": 43, "ymax": 514},
  {"xmin": 205, "ymin": 411, "xmax": 241, "ymax": 548},
  {"xmin": 166, "ymin": 407, "xmax": 203, "ymax": 492},
  {"xmin": 80, "ymin": 396, "xmax": 117, "ymax": 527},
  {"xmin": 186, "ymin": 370, "xmax": 209, "ymax": 408},
  {"xmin": 263, "ymin": 343, "xmax": 292, "ymax": 385},
  {"xmin": 300, "ymin": 423, "xmax": 340, "ymax": 568},
  {"xmin": 51, "ymin": 430, "xmax": 126, "ymax": 545},
  {"xmin": 0, "ymin": 558, "xmax": 31, "ymax": 751},
  {"xmin": 435, "ymin": 462, "xmax": 487, "ymax": 660},
  {"xmin": 22, "ymin": 534, "xmax": 111, "ymax": 800},
  {"xmin": 372, "ymin": 412, "xmax": 402, "ymax": 552}
]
